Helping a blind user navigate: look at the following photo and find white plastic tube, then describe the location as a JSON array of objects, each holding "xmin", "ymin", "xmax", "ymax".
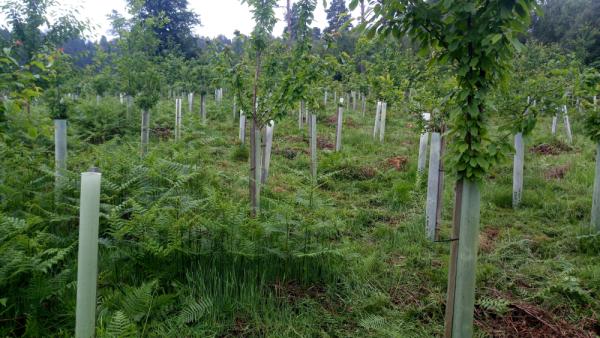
[
  {"xmin": 379, "ymin": 102, "xmax": 387, "ymax": 143},
  {"xmin": 512, "ymin": 132, "xmax": 524, "ymax": 207},
  {"xmin": 239, "ymin": 111, "xmax": 246, "ymax": 145},
  {"xmin": 75, "ymin": 171, "xmax": 102, "ymax": 338},
  {"xmin": 425, "ymin": 132, "xmax": 441, "ymax": 241},
  {"xmin": 261, "ymin": 121, "xmax": 274, "ymax": 183},
  {"xmin": 373, "ymin": 101, "xmax": 381, "ymax": 139},
  {"xmin": 335, "ymin": 102, "xmax": 344, "ymax": 152}
]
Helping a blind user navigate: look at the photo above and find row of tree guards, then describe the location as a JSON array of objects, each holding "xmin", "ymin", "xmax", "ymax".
[{"xmin": 57, "ymin": 89, "xmax": 598, "ymax": 337}]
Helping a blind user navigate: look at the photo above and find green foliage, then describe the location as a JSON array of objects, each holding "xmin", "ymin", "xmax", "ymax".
[{"xmin": 366, "ymin": 0, "xmax": 539, "ymax": 181}]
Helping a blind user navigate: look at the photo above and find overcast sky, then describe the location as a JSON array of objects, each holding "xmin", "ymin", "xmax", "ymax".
[{"xmin": 0, "ymin": 0, "xmax": 361, "ymax": 41}]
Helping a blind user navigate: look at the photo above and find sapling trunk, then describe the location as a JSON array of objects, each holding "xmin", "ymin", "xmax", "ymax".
[
  {"xmin": 75, "ymin": 170, "xmax": 102, "ymax": 338},
  {"xmin": 373, "ymin": 101, "xmax": 381, "ymax": 139},
  {"xmin": 418, "ymin": 132, "xmax": 429, "ymax": 174},
  {"xmin": 426, "ymin": 132, "xmax": 441, "ymax": 241},
  {"xmin": 54, "ymin": 119, "xmax": 67, "ymax": 198},
  {"xmin": 592, "ymin": 142, "xmax": 600, "ymax": 232},
  {"xmin": 448, "ymin": 180, "xmax": 481, "ymax": 338},
  {"xmin": 512, "ymin": 132, "xmax": 524, "ymax": 208},
  {"xmin": 310, "ymin": 114, "xmax": 317, "ymax": 180},
  {"xmin": 140, "ymin": 110, "xmax": 150, "ymax": 156},
  {"xmin": 261, "ymin": 121, "xmax": 274, "ymax": 184},
  {"xmin": 335, "ymin": 104, "xmax": 344, "ymax": 152},
  {"xmin": 379, "ymin": 102, "xmax": 387, "ymax": 143}
]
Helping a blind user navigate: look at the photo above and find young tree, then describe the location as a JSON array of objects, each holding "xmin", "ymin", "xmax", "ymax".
[
  {"xmin": 1, "ymin": 0, "xmax": 87, "ymax": 64},
  {"xmin": 362, "ymin": 0, "xmax": 538, "ymax": 336}
]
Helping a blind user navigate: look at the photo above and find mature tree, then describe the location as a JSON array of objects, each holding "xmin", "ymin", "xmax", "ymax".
[
  {"xmin": 325, "ymin": 0, "xmax": 353, "ymax": 34},
  {"xmin": 128, "ymin": 0, "xmax": 200, "ymax": 57},
  {"xmin": 1, "ymin": 0, "xmax": 86, "ymax": 64}
]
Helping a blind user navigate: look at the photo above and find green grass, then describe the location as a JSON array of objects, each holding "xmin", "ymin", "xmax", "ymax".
[{"xmin": 1, "ymin": 96, "xmax": 599, "ymax": 337}]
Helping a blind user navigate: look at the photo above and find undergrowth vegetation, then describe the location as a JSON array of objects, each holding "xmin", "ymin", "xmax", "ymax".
[{"xmin": 1, "ymin": 93, "xmax": 599, "ymax": 337}]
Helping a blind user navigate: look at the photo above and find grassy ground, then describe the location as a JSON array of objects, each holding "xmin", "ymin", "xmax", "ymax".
[{"xmin": 1, "ymin": 95, "xmax": 599, "ymax": 337}]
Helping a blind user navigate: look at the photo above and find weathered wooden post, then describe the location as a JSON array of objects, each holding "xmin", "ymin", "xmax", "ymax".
[
  {"xmin": 336, "ymin": 99, "xmax": 344, "ymax": 152},
  {"xmin": 512, "ymin": 132, "xmax": 524, "ymax": 207},
  {"xmin": 425, "ymin": 132, "xmax": 441, "ymax": 240},
  {"xmin": 239, "ymin": 111, "xmax": 246, "ymax": 145},
  {"xmin": 310, "ymin": 114, "xmax": 318, "ymax": 180},
  {"xmin": 379, "ymin": 102, "xmax": 387, "ymax": 143},
  {"xmin": 373, "ymin": 101, "xmax": 382, "ymax": 139},
  {"xmin": 261, "ymin": 120, "xmax": 274, "ymax": 184},
  {"xmin": 141, "ymin": 110, "xmax": 150, "ymax": 156},
  {"xmin": 75, "ymin": 169, "xmax": 102, "ymax": 338}
]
